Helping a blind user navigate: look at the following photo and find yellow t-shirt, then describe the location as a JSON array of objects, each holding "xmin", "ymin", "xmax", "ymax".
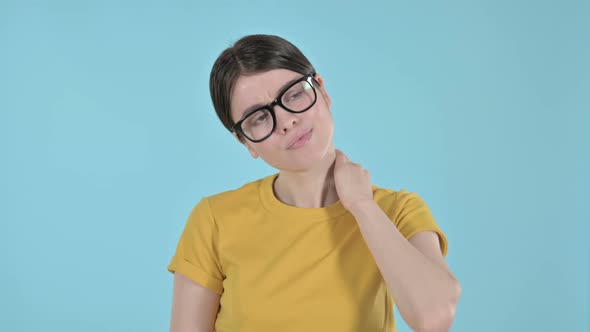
[{"xmin": 167, "ymin": 172, "xmax": 448, "ymax": 332}]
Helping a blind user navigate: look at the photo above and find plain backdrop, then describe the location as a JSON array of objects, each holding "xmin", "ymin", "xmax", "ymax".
[{"xmin": 1, "ymin": 0, "xmax": 588, "ymax": 331}]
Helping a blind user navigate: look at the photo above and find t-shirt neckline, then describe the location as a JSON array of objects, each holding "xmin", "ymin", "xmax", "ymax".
[{"xmin": 259, "ymin": 173, "xmax": 350, "ymax": 221}]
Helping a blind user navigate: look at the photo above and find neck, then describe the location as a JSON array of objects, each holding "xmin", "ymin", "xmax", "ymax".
[{"xmin": 272, "ymin": 146, "xmax": 339, "ymax": 208}]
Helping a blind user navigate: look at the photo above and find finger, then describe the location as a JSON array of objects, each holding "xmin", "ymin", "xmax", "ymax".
[
  {"xmin": 335, "ymin": 149, "xmax": 344, "ymax": 163},
  {"xmin": 336, "ymin": 149, "xmax": 350, "ymax": 162},
  {"xmin": 334, "ymin": 150, "xmax": 343, "ymax": 168}
]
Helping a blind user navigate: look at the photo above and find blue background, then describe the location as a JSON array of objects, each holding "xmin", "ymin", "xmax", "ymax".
[{"xmin": 1, "ymin": 0, "xmax": 588, "ymax": 331}]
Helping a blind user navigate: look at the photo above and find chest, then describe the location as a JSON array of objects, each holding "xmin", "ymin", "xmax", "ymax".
[{"xmin": 215, "ymin": 214, "xmax": 394, "ymax": 331}]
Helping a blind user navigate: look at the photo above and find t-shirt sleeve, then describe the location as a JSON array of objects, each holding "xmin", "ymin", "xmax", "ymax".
[
  {"xmin": 391, "ymin": 190, "xmax": 448, "ymax": 257},
  {"xmin": 167, "ymin": 197, "xmax": 224, "ymax": 294}
]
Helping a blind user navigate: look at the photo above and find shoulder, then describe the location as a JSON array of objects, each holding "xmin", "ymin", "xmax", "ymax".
[
  {"xmin": 372, "ymin": 184, "xmax": 424, "ymax": 215},
  {"xmin": 201, "ymin": 174, "xmax": 272, "ymax": 217},
  {"xmin": 372, "ymin": 184, "xmax": 448, "ymax": 255}
]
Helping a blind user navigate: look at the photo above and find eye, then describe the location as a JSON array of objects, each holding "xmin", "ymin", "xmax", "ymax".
[
  {"xmin": 287, "ymin": 91, "xmax": 303, "ymax": 101},
  {"xmin": 252, "ymin": 112, "xmax": 268, "ymax": 126}
]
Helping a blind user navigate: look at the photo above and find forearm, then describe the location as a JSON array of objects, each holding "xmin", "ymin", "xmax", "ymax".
[{"xmin": 349, "ymin": 200, "xmax": 460, "ymax": 332}]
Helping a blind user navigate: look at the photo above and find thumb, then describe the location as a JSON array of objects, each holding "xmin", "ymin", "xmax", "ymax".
[{"xmin": 335, "ymin": 149, "xmax": 348, "ymax": 163}]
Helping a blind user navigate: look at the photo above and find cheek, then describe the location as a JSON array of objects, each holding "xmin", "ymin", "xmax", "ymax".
[
  {"xmin": 252, "ymin": 106, "xmax": 332, "ymax": 157},
  {"xmin": 251, "ymin": 136, "xmax": 282, "ymax": 156},
  {"xmin": 252, "ymin": 138, "xmax": 288, "ymax": 169},
  {"xmin": 312, "ymin": 105, "xmax": 334, "ymax": 132}
]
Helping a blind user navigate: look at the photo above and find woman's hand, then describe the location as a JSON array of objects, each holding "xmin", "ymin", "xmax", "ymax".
[{"xmin": 333, "ymin": 149, "xmax": 374, "ymax": 212}]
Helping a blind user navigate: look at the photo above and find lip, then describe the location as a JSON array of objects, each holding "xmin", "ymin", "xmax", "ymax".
[{"xmin": 287, "ymin": 128, "xmax": 313, "ymax": 150}]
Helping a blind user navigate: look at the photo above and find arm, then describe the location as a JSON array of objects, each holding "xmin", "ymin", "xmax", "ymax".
[
  {"xmin": 349, "ymin": 201, "xmax": 461, "ymax": 332},
  {"xmin": 170, "ymin": 272, "xmax": 221, "ymax": 332}
]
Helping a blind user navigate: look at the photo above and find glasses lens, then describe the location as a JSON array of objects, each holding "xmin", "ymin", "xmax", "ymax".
[
  {"xmin": 242, "ymin": 108, "xmax": 273, "ymax": 141},
  {"xmin": 281, "ymin": 79, "xmax": 316, "ymax": 112}
]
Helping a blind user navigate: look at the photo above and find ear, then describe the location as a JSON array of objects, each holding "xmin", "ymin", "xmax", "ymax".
[
  {"xmin": 314, "ymin": 73, "xmax": 332, "ymax": 108},
  {"xmin": 233, "ymin": 132, "xmax": 259, "ymax": 159},
  {"xmin": 245, "ymin": 142, "xmax": 259, "ymax": 159}
]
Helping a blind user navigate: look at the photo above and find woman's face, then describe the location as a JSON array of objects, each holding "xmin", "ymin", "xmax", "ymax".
[{"xmin": 230, "ymin": 69, "xmax": 334, "ymax": 171}]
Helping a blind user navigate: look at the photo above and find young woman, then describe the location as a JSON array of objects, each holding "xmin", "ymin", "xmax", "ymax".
[{"xmin": 168, "ymin": 34, "xmax": 461, "ymax": 332}]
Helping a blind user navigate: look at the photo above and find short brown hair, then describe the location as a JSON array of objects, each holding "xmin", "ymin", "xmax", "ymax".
[{"xmin": 209, "ymin": 34, "xmax": 316, "ymax": 140}]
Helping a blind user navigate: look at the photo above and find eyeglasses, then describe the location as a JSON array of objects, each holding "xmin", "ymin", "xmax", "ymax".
[{"xmin": 230, "ymin": 73, "xmax": 318, "ymax": 143}]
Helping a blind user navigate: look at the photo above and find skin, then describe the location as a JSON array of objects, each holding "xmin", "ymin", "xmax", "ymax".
[
  {"xmin": 170, "ymin": 68, "xmax": 461, "ymax": 332},
  {"xmin": 230, "ymin": 69, "xmax": 350, "ymax": 209},
  {"xmin": 230, "ymin": 69, "xmax": 461, "ymax": 331}
]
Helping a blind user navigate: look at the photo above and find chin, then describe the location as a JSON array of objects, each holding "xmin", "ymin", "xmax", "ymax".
[{"xmin": 273, "ymin": 144, "xmax": 333, "ymax": 172}]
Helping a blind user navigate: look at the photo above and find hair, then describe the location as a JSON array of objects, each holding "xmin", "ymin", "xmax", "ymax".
[{"xmin": 209, "ymin": 34, "xmax": 316, "ymax": 142}]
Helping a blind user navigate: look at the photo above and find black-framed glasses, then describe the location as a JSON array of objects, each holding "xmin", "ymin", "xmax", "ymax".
[{"xmin": 230, "ymin": 73, "xmax": 318, "ymax": 143}]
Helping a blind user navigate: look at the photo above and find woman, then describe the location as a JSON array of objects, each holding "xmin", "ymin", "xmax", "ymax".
[{"xmin": 167, "ymin": 34, "xmax": 461, "ymax": 332}]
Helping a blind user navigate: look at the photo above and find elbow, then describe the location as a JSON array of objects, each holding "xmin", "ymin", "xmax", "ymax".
[{"xmin": 415, "ymin": 279, "xmax": 462, "ymax": 332}]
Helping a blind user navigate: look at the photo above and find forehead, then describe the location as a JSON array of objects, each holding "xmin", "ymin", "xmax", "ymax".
[{"xmin": 230, "ymin": 69, "xmax": 302, "ymax": 121}]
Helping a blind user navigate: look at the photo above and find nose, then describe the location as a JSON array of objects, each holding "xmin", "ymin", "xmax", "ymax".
[{"xmin": 274, "ymin": 106, "xmax": 299, "ymax": 134}]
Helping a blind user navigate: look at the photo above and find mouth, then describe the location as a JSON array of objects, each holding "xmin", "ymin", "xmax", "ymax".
[{"xmin": 287, "ymin": 129, "xmax": 313, "ymax": 150}]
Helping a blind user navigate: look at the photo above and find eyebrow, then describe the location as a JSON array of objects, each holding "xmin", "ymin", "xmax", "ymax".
[{"xmin": 238, "ymin": 76, "xmax": 302, "ymax": 120}]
